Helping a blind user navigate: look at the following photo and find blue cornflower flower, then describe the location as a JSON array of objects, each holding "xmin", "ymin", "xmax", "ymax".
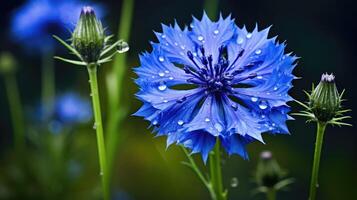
[
  {"xmin": 54, "ymin": 92, "xmax": 92, "ymax": 124},
  {"xmin": 134, "ymin": 13, "xmax": 297, "ymax": 161},
  {"xmin": 11, "ymin": 0, "xmax": 103, "ymax": 51}
]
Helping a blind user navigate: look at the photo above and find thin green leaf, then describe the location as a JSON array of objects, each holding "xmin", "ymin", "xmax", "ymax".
[
  {"xmin": 100, "ymin": 40, "xmax": 121, "ymax": 57},
  {"xmin": 53, "ymin": 35, "xmax": 82, "ymax": 60},
  {"xmin": 54, "ymin": 56, "xmax": 86, "ymax": 66}
]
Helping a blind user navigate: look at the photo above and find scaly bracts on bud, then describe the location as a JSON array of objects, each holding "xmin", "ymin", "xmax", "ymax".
[
  {"xmin": 295, "ymin": 73, "xmax": 351, "ymax": 126},
  {"xmin": 54, "ymin": 6, "xmax": 129, "ymax": 66}
]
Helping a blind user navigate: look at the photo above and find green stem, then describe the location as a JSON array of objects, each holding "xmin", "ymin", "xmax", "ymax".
[
  {"xmin": 209, "ymin": 140, "xmax": 226, "ymax": 200},
  {"xmin": 42, "ymin": 50, "xmax": 55, "ymax": 118},
  {"xmin": 4, "ymin": 74, "xmax": 25, "ymax": 155},
  {"xmin": 87, "ymin": 64, "xmax": 109, "ymax": 200},
  {"xmin": 266, "ymin": 189, "xmax": 276, "ymax": 200},
  {"xmin": 181, "ymin": 146, "xmax": 217, "ymax": 199},
  {"xmin": 204, "ymin": 0, "xmax": 219, "ymax": 20},
  {"xmin": 309, "ymin": 122, "xmax": 327, "ymax": 200}
]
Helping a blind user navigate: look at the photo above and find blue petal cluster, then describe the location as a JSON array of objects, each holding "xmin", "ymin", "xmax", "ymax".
[
  {"xmin": 134, "ymin": 13, "xmax": 297, "ymax": 161},
  {"xmin": 11, "ymin": 0, "xmax": 103, "ymax": 50}
]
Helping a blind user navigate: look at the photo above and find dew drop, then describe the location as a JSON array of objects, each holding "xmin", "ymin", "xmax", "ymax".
[
  {"xmin": 180, "ymin": 45, "xmax": 185, "ymax": 50},
  {"xmin": 257, "ymin": 75, "xmax": 263, "ymax": 79},
  {"xmin": 205, "ymin": 118, "xmax": 210, "ymax": 122},
  {"xmin": 177, "ymin": 120, "xmax": 184, "ymax": 125},
  {"xmin": 273, "ymin": 86, "xmax": 278, "ymax": 91},
  {"xmin": 213, "ymin": 29, "xmax": 219, "ymax": 35},
  {"xmin": 158, "ymin": 56, "xmax": 165, "ymax": 62},
  {"xmin": 190, "ymin": 23, "xmax": 195, "ymax": 28},
  {"xmin": 237, "ymin": 37, "xmax": 244, "ymax": 44},
  {"xmin": 251, "ymin": 97, "xmax": 258, "ymax": 102},
  {"xmin": 246, "ymin": 33, "xmax": 252, "ymax": 39},
  {"xmin": 230, "ymin": 177, "xmax": 239, "ymax": 188},
  {"xmin": 169, "ymin": 76, "xmax": 174, "ymax": 80},
  {"xmin": 152, "ymin": 120, "xmax": 158, "ymax": 125},
  {"xmin": 161, "ymin": 34, "xmax": 166, "ymax": 38},
  {"xmin": 198, "ymin": 35, "xmax": 204, "ymax": 41},
  {"xmin": 158, "ymin": 83, "xmax": 167, "ymax": 91},
  {"xmin": 174, "ymin": 42, "xmax": 178, "ymax": 46},
  {"xmin": 158, "ymin": 72, "xmax": 165, "ymax": 77},
  {"xmin": 214, "ymin": 123, "xmax": 223, "ymax": 132},
  {"xmin": 93, "ymin": 123, "xmax": 97, "ymax": 130},
  {"xmin": 259, "ymin": 101, "xmax": 268, "ymax": 110},
  {"xmin": 255, "ymin": 49, "xmax": 262, "ymax": 55},
  {"xmin": 165, "ymin": 70, "xmax": 170, "ymax": 73},
  {"xmin": 117, "ymin": 41, "xmax": 130, "ymax": 53},
  {"xmin": 163, "ymin": 99, "xmax": 168, "ymax": 103}
]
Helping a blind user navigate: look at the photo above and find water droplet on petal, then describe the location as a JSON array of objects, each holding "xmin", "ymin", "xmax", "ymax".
[
  {"xmin": 161, "ymin": 34, "xmax": 166, "ymax": 38},
  {"xmin": 177, "ymin": 120, "xmax": 184, "ymax": 125},
  {"xmin": 237, "ymin": 37, "xmax": 244, "ymax": 44},
  {"xmin": 273, "ymin": 86, "xmax": 278, "ymax": 91},
  {"xmin": 158, "ymin": 56, "xmax": 165, "ymax": 62},
  {"xmin": 257, "ymin": 75, "xmax": 263, "ymax": 79},
  {"xmin": 198, "ymin": 35, "xmax": 204, "ymax": 41},
  {"xmin": 152, "ymin": 120, "xmax": 158, "ymax": 125},
  {"xmin": 174, "ymin": 42, "xmax": 178, "ymax": 46},
  {"xmin": 169, "ymin": 76, "xmax": 174, "ymax": 80},
  {"xmin": 205, "ymin": 118, "xmax": 210, "ymax": 122},
  {"xmin": 180, "ymin": 45, "xmax": 185, "ymax": 50},
  {"xmin": 230, "ymin": 177, "xmax": 239, "ymax": 188},
  {"xmin": 158, "ymin": 83, "xmax": 167, "ymax": 91},
  {"xmin": 259, "ymin": 101, "xmax": 268, "ymax": 110},
  {"xmin": 190, "ymin": 23, "xmax": 194, "ymax": 28},
  {"xmin": 246, "ymin": 33, "xmax": 252, "ymax": 39},
  {"xmin": 255, "ymin": 49, "xmax": 262, "ymax": 55},
  {"xmin": 251, "ymin": 97, "xmax": 258, "ymax": 102},
  {"xmin": 213, "ymin": 29, "xmax": 219, "ymax": 35},
  {"xmin": 158, "ymin": 72, "xmax": 165, "ymax": 77},
  {"xmin": 214, "ymin": 123, "xmax": 223, "ymax": 132},
  {"xmin": 165, "ymin": 70, "xmax": 170, "ymax": 73},
  {"xmin": 163, "ymin": 99, "xmax": 168, "ymax": 103}
]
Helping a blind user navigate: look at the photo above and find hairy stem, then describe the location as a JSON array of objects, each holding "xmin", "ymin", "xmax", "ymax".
[
  {"xmin": 87, "ymin": 64, "xmax": 109, "ymax": 200},
  {"xmin": 309, "ymin": 122, "xmax": 327, "ymax": 200}
]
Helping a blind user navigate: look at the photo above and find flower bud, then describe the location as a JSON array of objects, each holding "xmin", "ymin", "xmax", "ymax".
[
  {"xmin": 72, "ymin": 6, "xmax": 105, "ymax": 64},
  {"xmin": 0, "ymin": 52, "xmax": 17, "ymax": 74},
  {"xmin": 255, "ymin": 151, "xmax": 283, "ymax": 188},
  {"xmin": 309, "ymin": 73, "xmax": 340, "ymax": 122}
]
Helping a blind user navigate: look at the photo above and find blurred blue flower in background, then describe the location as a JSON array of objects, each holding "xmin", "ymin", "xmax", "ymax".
[
  {"xmin": 134, "ymin": 13, "xmax": 297, "ymax": 161},
  {"xmin": 10, "ymin": 0, "xmax": 103, "ymax": 51},
  {"xmin": 54, "ymin": 92, "xmax": 92, "ymax": 124}
]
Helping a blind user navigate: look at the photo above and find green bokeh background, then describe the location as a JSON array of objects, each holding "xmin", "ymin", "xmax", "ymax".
[{"xmin": 0, "ymin": 0, "xmax": 355, "ymax": 199}]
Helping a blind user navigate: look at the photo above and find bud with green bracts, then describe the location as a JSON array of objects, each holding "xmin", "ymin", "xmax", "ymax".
[
  {"xmin": 72, "ymin": 6, "xmax": 105, "ymax": 64},
  {"xmin": 53, "ymin": 6, "xmax": 129, "ymax": 66},
  {"xmin": 294, "ymin": 73, "xmax": 351, "ymax": 126}
]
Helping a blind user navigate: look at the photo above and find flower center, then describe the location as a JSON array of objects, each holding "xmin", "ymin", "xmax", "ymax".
[{"xmin": 185, "ymin": 46, "xmax": 260, "ymax": 94}]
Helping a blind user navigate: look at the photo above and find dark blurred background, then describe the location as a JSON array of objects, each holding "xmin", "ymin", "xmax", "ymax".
[{"xmin": 0, "ymin": 0, "xmax": 356, "ymax": 199}]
